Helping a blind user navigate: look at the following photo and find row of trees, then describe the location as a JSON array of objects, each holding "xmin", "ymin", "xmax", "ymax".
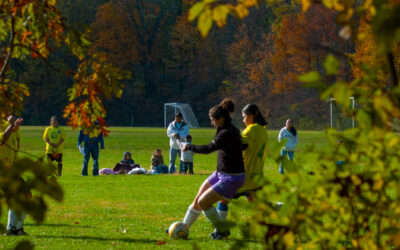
[{"xmin": 11, "ymin": 0, "xmax": 357, "ymax": 129}]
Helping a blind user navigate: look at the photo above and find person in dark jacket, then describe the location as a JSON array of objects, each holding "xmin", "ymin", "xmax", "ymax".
[
  {"xmin": 113, "ymin": 151, "xmax": 139, "ymax": 173},
  {"xmin": 77, "ymin": 122, "xmax": 105, "ymax": 176},
  {"xmin": 179, "ymin": 99, "xmax": 245, "ymax": 240}
]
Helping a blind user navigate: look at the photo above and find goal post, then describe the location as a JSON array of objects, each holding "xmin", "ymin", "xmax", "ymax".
[
  {"xmin": 164, "ymin": 103, "xmax": 200, "ymax": 128},
  {"xmin": 330, "ymin": 97, "xmax": 355, "ymax": 129}
]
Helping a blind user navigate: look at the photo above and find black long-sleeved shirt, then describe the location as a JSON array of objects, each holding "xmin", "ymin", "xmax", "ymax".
[{"xmin": 186, "ymin": 123, "xmax": 245, "ymax": 174}]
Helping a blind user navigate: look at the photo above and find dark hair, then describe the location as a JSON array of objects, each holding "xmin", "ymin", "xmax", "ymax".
[
  {"xmin": 219, "ymin": 98, "xmax": 235, "ymax": 113},
  {"xmin": 185, "ymin": 134, "xmax": 192, "ymax": 142},
  {"xmin": 287, "ymin": 119, "xmax": 297, "ymax": 136},
  {"xmin": 50, "ymin": 116, "xmax": 58, "ymax": 124},
  {"xmin": 209, "ymin": 99, "xmax": 235, "ymax": 124},
  {"xmin": 175, "ymin": 112, "xmax": 183, "ymax": 118},
  {"xmin": 242, "ymin": 104, "xmax": 268, "ymax": 126}
]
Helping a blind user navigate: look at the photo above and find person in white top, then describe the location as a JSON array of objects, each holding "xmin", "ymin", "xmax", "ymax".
[
  {"xmin": 278, "ymin": 119, "xmax": 298, "ymax": 174},
  {"xmin": 166, "ymin": 113, "xmax": 189, "ymax": 173},
  {"xmin": 179, "ymin": 135, "xmax": 194, "ymax": 174}
]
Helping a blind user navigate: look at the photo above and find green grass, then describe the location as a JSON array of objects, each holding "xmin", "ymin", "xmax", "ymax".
[{"xmin": 1, "ymin": 127, "xmax": 328, "ymax": 249}]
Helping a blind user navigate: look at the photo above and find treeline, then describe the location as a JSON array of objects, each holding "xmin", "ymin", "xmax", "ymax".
[{"xmin": 13, "ymin": 0, "xmax": 355, "ymax": 129}]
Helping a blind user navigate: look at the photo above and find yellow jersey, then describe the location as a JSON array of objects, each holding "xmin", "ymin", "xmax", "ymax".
[
  {"xmin": 238, "ymin": 123, "xmax": 268, "ymax": 191},
  {"xmin": 43, "ymin": 126, "xmax": 66, "ymax": 154},
  {"xmin": 0, "ymin": 121, "xmax": 18, "ymax": 166}
]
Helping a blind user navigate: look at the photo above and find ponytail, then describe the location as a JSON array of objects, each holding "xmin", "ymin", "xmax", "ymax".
[
  {"xmin": 242, "ymin": 104, "xmax": 268, "ymax": 126},
  {"xmin": 209, "ymin": 98, "xmax": 235, "ymax": 124},
  {"xmin": 219, "ymin": 98, "xmax": 235, "ymax": 114}
]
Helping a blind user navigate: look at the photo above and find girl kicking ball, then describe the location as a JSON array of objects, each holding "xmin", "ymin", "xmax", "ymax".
[{"xmin": 179, "ymin": 99, "xmax": 245, "ymax": 240}]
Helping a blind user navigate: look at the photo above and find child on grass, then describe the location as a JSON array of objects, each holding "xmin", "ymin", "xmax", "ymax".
[{"xmin": 148, "ymin": 149, "xmax": 168, "ymax": 174}]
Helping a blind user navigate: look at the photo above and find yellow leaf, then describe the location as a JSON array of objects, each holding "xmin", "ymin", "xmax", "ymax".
[
  {"xmin": 189, "ymin": 2, "xmax": 205, "ymax": 22},
  {"xmin": 322, "ymin": 0, "xmax": 333, "ymax": 9},
  {"xmin": 388, "ymin": 137, "xmax": 398, "ymax": 148},
  {"xmin": 283, "ymin": 231, "xmax": 295, "ymax": 248},
  {"xmin": 242, "ymin": 0, "xmax": 258, "ymax": 7},
  {"xmin": 197, "ymin": 10, "xmax": 213, "ymax": 37},
  {"xmin": 351, "ymin": 175, "xmax": 362, "ymax": 186},
  {"xmin": 235, "ymin": 4, "xmax": 249, "ymax": 19},
  {"xmin": 212, "ymin": 5, "xmax": 230, "ymax": 28},
  {"xmin": 373, "ymin": 178, "xmax": 383, "ymax": 191},
  {"xmin": 302, "ymin": 0, "xmax": 312, "ymax": 12}
]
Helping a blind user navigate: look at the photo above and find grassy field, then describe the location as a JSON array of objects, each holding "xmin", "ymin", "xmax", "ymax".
[{"xmin": 0, "ymin": 126, "xmax": 328, "ymax": 249}]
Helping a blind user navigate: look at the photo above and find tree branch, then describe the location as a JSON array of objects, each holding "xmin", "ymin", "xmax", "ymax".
[
  {"xmin": 13, "ymin": 44, "xmax": 72, "ymax": 75},
  {"xmin": 387, "ymin": 52, "xmax": 398, "ymax": 87},
  {"xmin": 0, "ymin": 7, "xmax": 16, "ymax": 83}
]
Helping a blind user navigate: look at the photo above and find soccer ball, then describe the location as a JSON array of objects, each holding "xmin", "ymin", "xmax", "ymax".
[{"xmin": 168, "ymin": 221, "xmax": 189, "ymax": 239}]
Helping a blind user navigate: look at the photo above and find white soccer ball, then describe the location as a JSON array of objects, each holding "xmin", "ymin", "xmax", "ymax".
[{"xmin": 168, "ymin": 221, "xmax": 189, "ymax": 239}]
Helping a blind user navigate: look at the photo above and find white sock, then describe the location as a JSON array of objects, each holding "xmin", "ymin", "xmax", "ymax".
[
  {"xmin": 7, "ymin": 210, "xmax": 18, "ymax": 230},
  {"xmin": 16, "ymin": 212, "xmax": 27, "ymax": 230},
  {"xmin": 203, "ymin": 206, "xmax": 222, "ymax": 231},
  {"xmin": 183, "ymin": 205, "xmax": 201, "ymax": 228},
  {"xmin": 217, "ymin": 202, "xmax": 229, "ymax": 221}
]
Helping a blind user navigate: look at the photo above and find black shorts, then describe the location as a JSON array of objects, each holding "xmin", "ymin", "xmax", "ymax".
[
  {"xmin": 47, "ymin": 153, "xmax": 63, "ymax": 163},
  {"xmin": 232, "ymin": 186, "xmax": 263, "ymax": 199}
]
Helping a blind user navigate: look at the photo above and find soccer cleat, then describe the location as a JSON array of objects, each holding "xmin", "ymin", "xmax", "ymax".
[
  {"xmin": 165, "ymin": 228, "xmax": 169, "ymax": 235},
  {"xmin": 3, "ymin": 227, "xmax": 18, "ymax": 236},
  {"xmin": 16, "ymin": 228, "xmax": 28, "ymax": 236},
  {"xmin": 211, "ymin": 230, "xmax": 230, "ymax": 240}
]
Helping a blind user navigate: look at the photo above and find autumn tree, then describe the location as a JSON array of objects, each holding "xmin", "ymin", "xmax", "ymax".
[
  {"xmin": 190, "ymin": 0, "xmax": 400, "ymax": 248},
  {"xmin": 0, "ymin": 1, "xmax": 127, "ymax": 247}
]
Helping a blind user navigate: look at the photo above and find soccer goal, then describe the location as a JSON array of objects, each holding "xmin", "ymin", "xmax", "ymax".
[
  {"xmin": 164, "ymin": 103, "xmax": 200, "ymax": 128},
  {"xmin": 330, "ymin": 97, "xmax": 355, "ymax": 129}
]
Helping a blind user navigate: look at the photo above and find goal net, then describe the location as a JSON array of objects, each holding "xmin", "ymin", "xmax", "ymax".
[
  {"xmin": 164, "ymin": 103, "xmax": 200, "ymax": 128},
  {"xmin": 330, "ymin": 97, "xmax": 355, "ymax": 130}
]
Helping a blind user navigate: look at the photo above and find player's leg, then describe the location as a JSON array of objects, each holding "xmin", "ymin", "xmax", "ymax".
[
  {"xmin": 188, "ymin": 162, "xmax": 194, "ymax": 175},
  {"xmin": 57, "ymin": 154, "xmax": 63, "ymax": 176},
  {"xmin": 92, "ymin": 144, "xmax": 100, "ymax": 176},
  {"xmin": 198, "ymin": 188, "xmax": 226, "ymax": 233},
  {"xmin": 168, "ymin": 147, "xmax": 177, "ymax": 174},
  {"xmin": 279, "ymin": 149, "xmax": 288, "ymax": 174},
  {"xmin": 183, "ymin": 176, "xmax": 214, "ymax": 228},
  {"xmin": 82, "ymin": 144, "xmax": 90, "ymax": 176},
  {"xmin": 178, "ymin": 149, "xmax": 184, "ymax": 173},
  {"xmin": 217, "ymin": 200, "xmax": 229, "ymax": 221},
  {"xmin": 288, "ymin": 151, "xmax": 294, "ymax": 161}
]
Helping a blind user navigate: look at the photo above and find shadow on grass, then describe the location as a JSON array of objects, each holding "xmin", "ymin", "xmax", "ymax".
[
  {"xmin": 35, "ymin": 235, "xmax": 158, "ymax": 244},
  {"xmin": 25, "ymin": 223, "xmax": 94, "ymax": 229}
]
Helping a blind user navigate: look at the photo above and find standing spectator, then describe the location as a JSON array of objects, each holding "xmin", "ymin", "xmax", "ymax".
[
  {"xmin": 1, "ymin": 115, "xmax": 28, "ymax": 236},
  {"xmin": 278, "ymin": 119, "xmax": 298, "ymax": 174},
  {"xmin": 43, "ymin": 116, "xmax": 66, "ymax": 176},
  {"xmin": 166, "ymin": 112, "xmax": 189, "ymax": 173},
  {"xmin": 77, "ymin": 122, "xmax": 105, "ymax": 176},
  {"xmin": 179, "ymin": 135, "xmax": 194, "ymax": 174}
]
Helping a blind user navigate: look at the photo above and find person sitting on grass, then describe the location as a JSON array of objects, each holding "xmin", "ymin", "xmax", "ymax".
[
  {"xmin": 148, "ymin": 149, "xmax": 168, "ymax": 174},
  {"xmin": 113, "ymin": 151, "xmax": 138, "ymax": 174}
]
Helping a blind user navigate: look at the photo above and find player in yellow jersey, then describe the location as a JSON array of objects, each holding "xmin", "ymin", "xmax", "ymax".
[
  {"xmin": 1, "ymin": 115, "xmax": 29, "ymax": 236},
  {"xmin": 43, "ymin": 116, "xmax": 66, "ymax": 176},
  {"xmin": 215, "ymin": 104, "xmax": 268, "ymax": 227}
]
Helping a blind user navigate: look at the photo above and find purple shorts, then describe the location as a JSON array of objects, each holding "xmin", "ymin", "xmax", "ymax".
[{"xmin": 207, "ymin": 171, "xmax": 245, "ymax": 200}]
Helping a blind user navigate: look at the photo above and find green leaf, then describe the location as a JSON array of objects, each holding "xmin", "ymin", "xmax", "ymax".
[
  {"xmin": 298, "ymin": 71, "xmax": 321, "ymax": 83},
  {"xmin": 189, "ymin": 2, "xmax": 205, "ymax": 22},
  {"xmin": 324, "ymin": 54, "xmax": 340, "ymax": 75},
  {"xmin": 383, "ymin": 227, "xmax": 400, "ymax": 235}
]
